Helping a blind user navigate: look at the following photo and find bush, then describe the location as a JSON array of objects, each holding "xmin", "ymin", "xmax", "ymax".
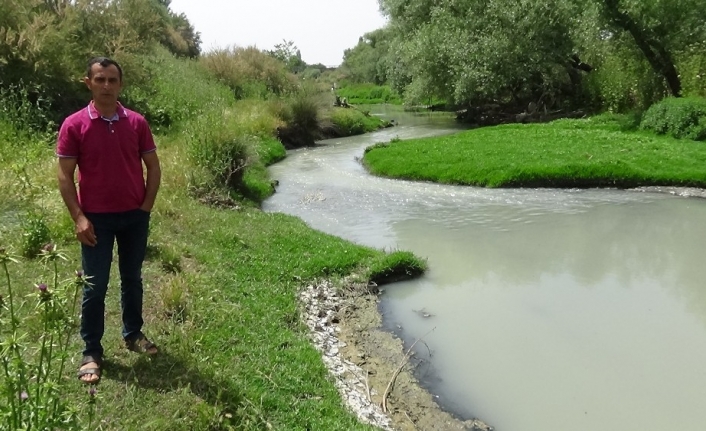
[
  {"xmin": 270, "ymin": 84, "xmax": 328, "ymax": 147},
  {"xmin": 328, "ymin": 108, "xmax": 385, "ymax": 135},
  {"xmin": 184, "ymin": 101, "xmax": 285, "ymax": 200},
  {"xmin": 185, "ymin": 107, "xmax": 254, "ymax": 190},
  {"xmin": 122, "ymin": 47, "xmax": 233, "ymax": 132},
  {"xmin": 200, "ymin": 46, "xmax": 297, "ymax": 99},
  {"xmin": 21, "ymin": 212, "xmax": 51, "ymax": 258},
  {"xmin": 640, "ymin": 97, "xmax": 706, "ymax": 140}
]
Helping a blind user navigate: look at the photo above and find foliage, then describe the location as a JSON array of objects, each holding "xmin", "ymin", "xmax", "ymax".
[
  {"xmin": 267, "ymin": 39, "xmax": 307, "ymax": 74},
  {"xmin": 200, "ymin": 46, "xmax": 297, "ymax": 99},
  {"xmin": 380, "ymin": 0, "xmax": 577, "ymax": 107},
  {"xmin": 336, "ymin": 83, "xmax": 402, "ymax": 105},
  {"xmin": 0, "ymin": 0, "xmax": 202, "ymax": 128},
  {"xmin": 362, "ymin": 118, "xmax": 706, "ymax": 188},
  {"xmin": 269, "ymin": 82, "xmax": 330, "ymax": 147},
  {"xmin": 374, "ymin": 0, "xmax": 706, "ymax": 111},
  {"xmin": 640, "ymin": 97, "xmax": 706, "ymax": 140},
  {"xmin": 122, "ymin": 46, "xmax": 233, "ymax": 131},
  {"xmin": 184, "ymin": 98, "xmax": 286, "ymax": 199},
  {"xmin": 20, "ymin": 212, "xmax": 51, "ymax": 258},
  {"xmin": 328, "ymin": 108, "xmax": 386, "ymax": 135},
  {"xmin": 0, "ymin": 245, "xmax": 96, "ymax": 430},
  {"xmin": 340, "ymin": 28, "xmax": 393, "ymax": 85},
  {"xmin": 184, "ymin": 107, "xmax": 255, "ymax": 190}
]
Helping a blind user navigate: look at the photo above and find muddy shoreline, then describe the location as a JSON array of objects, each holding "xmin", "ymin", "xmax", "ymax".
[{"xmin": 301, "ymin": 280, "xmax": 491, "ymax": 431}]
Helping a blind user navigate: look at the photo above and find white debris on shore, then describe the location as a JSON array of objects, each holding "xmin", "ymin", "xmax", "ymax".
[{"xmin": 300, "ymin": 281, "xmax": 394, "ymax": 431}]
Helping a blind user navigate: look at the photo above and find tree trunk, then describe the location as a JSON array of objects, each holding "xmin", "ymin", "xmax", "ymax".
[{"xmin": 603, "ymin": 0, "xmax": 681, "ymax": 97}]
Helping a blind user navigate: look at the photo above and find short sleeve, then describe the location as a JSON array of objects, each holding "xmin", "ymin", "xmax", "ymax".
[
  {"xmin": 138, "ymin": 116, "xmax": 157, "ymax": 154},
  {"xmin": 56, "ymin": 118, "xmax": 79, "ymax": 158}
]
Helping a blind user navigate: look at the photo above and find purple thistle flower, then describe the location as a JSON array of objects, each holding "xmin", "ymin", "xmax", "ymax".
[
  {"xmin": 37, "ymin": 283, "xmax": 48, "ymax": 293},
  {"xmin": 42, "ymin": 243, "xmax": 54, "ymax": 253},
  {"xmin": 89, "ymin": 387, "xmax": 97, "ymax": 397},
  {"xmin": 76, "ymin": 270, "xmax": 84, "ymax": 278},
  {"xmin": 19, "ymin": 391, "xmax": 28, "ymax": 401}
]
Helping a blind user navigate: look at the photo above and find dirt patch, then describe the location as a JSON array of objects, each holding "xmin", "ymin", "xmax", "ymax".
[{"xmin": 301, "ymin": 280, "xmax": 492, "ymax": 431}]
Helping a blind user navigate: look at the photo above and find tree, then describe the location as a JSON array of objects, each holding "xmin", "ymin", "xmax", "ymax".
[
  {"xmin": 379, "ymin": 0, "xmax": 579, "ymax": 107},
  {"xmin": 268, "ymin": 40, "xmax": 307, "ymax": 74},
  {"xmin": 341, "ymin": 28, "xmax": 392, "ymax": 84}
]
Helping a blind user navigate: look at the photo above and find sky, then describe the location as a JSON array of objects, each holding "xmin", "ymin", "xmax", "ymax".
[{"xmin": 169, "ymin": 0, "xmax": 388, "ymax": 67}]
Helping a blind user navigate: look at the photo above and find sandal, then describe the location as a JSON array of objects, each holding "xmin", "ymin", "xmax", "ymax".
[
  {"xmin": 77, "ymin": 353, "xmax": 102, "ymax": 384},
  {"xmin": 125, "ymin": 333, "xmax": 158, "ymax": 355}
]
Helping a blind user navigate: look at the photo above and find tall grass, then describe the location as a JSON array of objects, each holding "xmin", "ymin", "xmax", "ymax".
[
  {"xmin": 122, "ymin": 47, "xmax": 234, "ymax": 132},
  {"xmin": 200, "ymin": 46, "xmax": 297, "ymax": 99}
]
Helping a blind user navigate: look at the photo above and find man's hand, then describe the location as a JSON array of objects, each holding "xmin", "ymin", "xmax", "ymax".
[{"xmin": 75, "ymin": 214, "xmax": 97, "ymax": 246}]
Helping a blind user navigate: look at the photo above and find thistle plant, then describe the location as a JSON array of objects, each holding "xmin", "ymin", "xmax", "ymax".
[{"xmin": 0, "ymin": 244, "xmax": 96, "ymax": 430}]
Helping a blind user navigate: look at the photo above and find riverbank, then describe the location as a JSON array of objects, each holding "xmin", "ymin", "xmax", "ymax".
[
  {"xmin": 0, "ymin": 129, "xmax": 429, "ymax": 430},
  {"xmin": 362, "ymin": 114, "xmax": 706, "ymax": 188},
  {"xmin": 318, "ymin": 278, "xmax": 493, "ymax": 431}
]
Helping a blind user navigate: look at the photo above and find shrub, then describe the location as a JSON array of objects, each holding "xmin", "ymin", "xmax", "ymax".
[
  {"xmin": 184, "ymin": 102, "xmax": 284, "ymax": 199},
  {"xmin": 328, "ymin": 108, "xmax": 385, "ymax": 135},
  {"xmin": 270, "ymin": 84, "xmax": 328, "ymax": 147},
  {"xmin": 640, "ymin": 97, "xmax": 706, "ymax": 140},
  {"xmin": 185, "ymin": 107, "xmax": 254, "ymax": 190},
  {"xmin": 122, "ymin": 47, "xmax": 233, "ymax": 132},
  {"xmin": 21, "ymin": 212, "xmax": 51, "ymax": 258},
  {"xmin": 200, "ymin": 46, "xmax": 297, "ymax": 99}
]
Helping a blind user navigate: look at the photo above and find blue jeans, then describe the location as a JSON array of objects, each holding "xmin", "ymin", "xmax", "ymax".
[{"xmin": 80, "ymin": 209, "xmax": 150, "ymax": 356}]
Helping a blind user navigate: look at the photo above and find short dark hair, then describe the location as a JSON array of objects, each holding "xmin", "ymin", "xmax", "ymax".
[{"xmin": 86, "ymin": 57, "xmax": 123, "ymax": 81}]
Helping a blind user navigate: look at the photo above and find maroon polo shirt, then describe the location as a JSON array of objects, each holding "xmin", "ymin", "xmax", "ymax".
[{"xmin": 56, "ymin": 101, "xmax": 156, "ymax": 213}]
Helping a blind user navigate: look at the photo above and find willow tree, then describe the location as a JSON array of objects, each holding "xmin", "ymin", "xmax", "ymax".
[
  {"xmin": 341, "ymin": 28, "xmax": 394, "ymax": 85},
  {"xmin": 379, "ymin": 0, "xmax": 580, "ymax": 108},
  {"xmin": 590, "ymin": 0, "xmax": 706, "ymax": 98}
]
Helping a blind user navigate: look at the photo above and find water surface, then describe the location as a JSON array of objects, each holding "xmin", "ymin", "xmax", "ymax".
[{"xmin": 264, "ymin": 106, "xmax": 706, "ymax": 431}]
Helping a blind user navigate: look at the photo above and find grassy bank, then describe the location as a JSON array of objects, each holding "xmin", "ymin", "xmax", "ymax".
[
  {"xmin": 335, "ymin": 83, "xmax": 402, "ymax": 105},
  {"xmin": 362, "ymin": 115, "xmax": 706, "ymax": 188},
  {"xmin": 0, "ymin": 128, "xmax": 425, "ymax": 430}
]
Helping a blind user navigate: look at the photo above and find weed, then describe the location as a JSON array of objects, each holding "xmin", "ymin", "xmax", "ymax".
[
  {"xmin": 158, "ymin": 274, "xmax": 189, "ymax": 323},
  {"xmin": 20, "ymin": 212, "xmax": 51, "ymax": 258},
  {"xmin": 0, "ymin": 244, "xmax": 96, "ymax": 430}
]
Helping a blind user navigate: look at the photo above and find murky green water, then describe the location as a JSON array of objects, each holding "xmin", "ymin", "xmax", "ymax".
[{"xmin": 264, "ymin": 106, "xmax": 706, "ymax": 431}]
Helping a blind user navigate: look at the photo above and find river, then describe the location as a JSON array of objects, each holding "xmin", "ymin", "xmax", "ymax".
[{"xmin": 263, "ymin": 105, "xmax": 706, "ymax": 431}]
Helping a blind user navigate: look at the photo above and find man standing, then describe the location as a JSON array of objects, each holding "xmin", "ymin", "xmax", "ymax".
[{"xmin": 57, "ymin": 57, "xmax": 161, "ymax": 384}]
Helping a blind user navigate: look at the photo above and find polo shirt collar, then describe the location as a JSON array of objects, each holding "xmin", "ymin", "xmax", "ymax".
[{"xmin": 87, "ymin": 101, "xmax": 129, "ymax": 121}]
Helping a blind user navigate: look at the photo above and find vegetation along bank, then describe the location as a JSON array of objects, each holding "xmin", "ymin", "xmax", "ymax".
[{"xmin": 3, "ymin": 0, "xmax": 706, "ymax": 430}]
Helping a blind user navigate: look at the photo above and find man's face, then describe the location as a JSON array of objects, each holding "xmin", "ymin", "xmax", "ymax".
[{"xmin": 84, "ymin": 63, "xmax": 122, "ymax": 104}]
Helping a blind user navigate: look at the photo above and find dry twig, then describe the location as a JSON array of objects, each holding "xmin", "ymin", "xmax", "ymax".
[{"xmin": 381, "ymin": 327, "xmax": 436, "ymax": 413}]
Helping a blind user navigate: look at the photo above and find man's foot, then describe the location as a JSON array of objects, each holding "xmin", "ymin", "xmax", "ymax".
[
  {"xmin": 77, "ymin": 354, "xmax": 102, "ymax": 384},
  {"xmin": 125, "ymin": 333, "xmax": 158, "ymax": 355}
]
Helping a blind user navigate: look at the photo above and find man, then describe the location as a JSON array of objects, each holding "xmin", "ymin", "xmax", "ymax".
[{"xmin": 57, "ymin": 57, "xmax": 161, "ymax": 384}]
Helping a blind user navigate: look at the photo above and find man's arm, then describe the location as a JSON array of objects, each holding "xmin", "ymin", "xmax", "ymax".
[
  {"xmin": 140, "ymin": 151, "xmax": 161, "ymax": 212},
  {"xmin": 57, "ymin": 158, "xmax": 97, "ymax": 246}
]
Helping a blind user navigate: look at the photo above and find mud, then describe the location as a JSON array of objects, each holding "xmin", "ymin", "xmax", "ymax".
[{"xmin": 303, "ymin": 279, "xmax": 492, "ymax": 431}]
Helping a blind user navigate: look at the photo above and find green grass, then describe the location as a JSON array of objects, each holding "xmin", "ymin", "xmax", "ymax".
[
  {"xmin": 327, "ymin": 107, "xmax": 389, "ymax": 135},
  {"xmin": 362, "ymin": 116, "xmax": 706, "ymax": 188},
  {"xmin": 0, "ymin": 133, "xmax": 422, "ymax": 430},
  {"xmin": 336, "ymin": 83, "xmax": 402, "ymax": 105}
]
